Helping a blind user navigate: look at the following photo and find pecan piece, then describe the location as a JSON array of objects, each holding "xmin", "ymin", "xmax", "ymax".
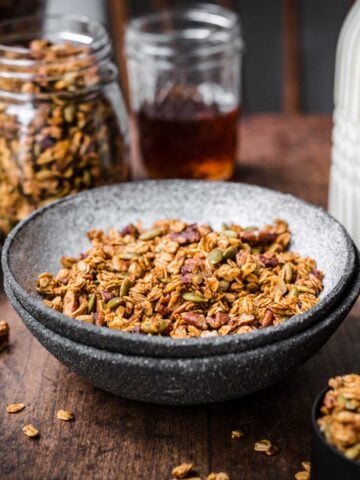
[
  {"xmin": 241, "ymin": 230, "xmax": 278, "ymax": 245},
  {"xmin": 170, "ymin": 224, "xmax": 201, "ymax": 244},
  {"xmin": 206, "ymin": 312, "xmax": 229, "ymax": 329},
  {"xmin": 182, "ymin": 312, "xmax": 207, "ymax": 329}
]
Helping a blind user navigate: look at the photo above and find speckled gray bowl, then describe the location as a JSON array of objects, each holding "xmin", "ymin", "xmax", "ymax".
[
  {"xmin": 5, "ymin": 255, "xmax": 360, "ymax": 404},
  {"xmin": 2, "ymin": 181, "xmax": 357, "ymax": 358}
]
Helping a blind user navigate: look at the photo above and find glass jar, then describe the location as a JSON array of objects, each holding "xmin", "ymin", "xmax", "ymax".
[
  {"xmin": 125, "ymin": 3, "xmax": 243, "ymax": 180},
  {"xmin": 0, "ymin": 15, "xmax": 129, "ymax": 238}
]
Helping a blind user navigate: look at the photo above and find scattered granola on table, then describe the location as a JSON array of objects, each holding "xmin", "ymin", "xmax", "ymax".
[
  {"xmin": 317, "ymin": 374, "xmax": 360, "ymax": 461},
  {"xmin": 254, "ymin": 439, "xmax": 279, "ymax": 456},
  {"xmin": 294, "ymin": 461, "xmax": 311, "ymax": 480},
  {"xmin": 0, "ymin": 37, "xmax": 127, "ymax": 238},
  {"xmin": 22, "ymin": 424, "xmax": 39, "ymax": 438},
  {"xmin": 56, "ymin": 410, "xmax": 74, "ymax": 422},
  {"xmin": 172, "ymin": 463, "xmax": 194, "ymax": 479},
  {"xmin": 231, "ymin": 429, "xmax": 244, "ymax": 439},
  {"xmin": 36, "ymin": 219, "xmax": 324, "ymax": 338},
  {"xmin": 207, "ymin": 473, "xmax": 230, "ymax": 480},
  {"xmin": 6, "ymin": 403, "xmax": 25, "ymax": 414},
  {"xmin": 0, "ymin": 320, "xmax": 9, "ymax": 351}
]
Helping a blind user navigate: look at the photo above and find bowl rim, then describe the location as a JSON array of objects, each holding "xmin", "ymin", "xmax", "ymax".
[
  {"xmin": 312, "ymin": 384, "xmax": 360, "ymax": 468},
  {"xmin": 2, "ymin": 180, "xmax": 357, "ymax": 357}
]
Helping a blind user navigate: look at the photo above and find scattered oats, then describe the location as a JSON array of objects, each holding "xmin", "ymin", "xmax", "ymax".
[
  {"xmin": 6, "ymin": 403, "xmax": 25, "ymax": 414},
  {"xmin": 0, "ymin": 321, "xmax": 9, "ymax": 351},
  {"xmin": 294, "ymin": 461, "xmax": 311, "ymax": 479},
  {"xmin": 231, "ymin": 429, "xmax": 244, "ymax": 439},
  {"xmin": 37, "ymin": 219, "xmax": 323, "ymax": 338},
  {"xmin": 57, "ymin": 409, "xmax": 74, "ymax": 421},
  {"xmin": 254, "ymin": 439, "xmax": 279, "ymax": 456},
  {"xmin": 171, "ymin": 463, "xmax": 193, "ymax": 479},
  {"xmin": 207, "ymin": 473, "xmax": 230, "ymax": 480},
  {"xmin": 22, "ymin": 424, "xmax": 39, "ymax": 438}
]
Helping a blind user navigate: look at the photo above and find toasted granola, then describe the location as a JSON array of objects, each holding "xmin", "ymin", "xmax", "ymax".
[
  {"xmin": 22, "ymin": 424, "xmax": 39, "ymax": 438},
  {"xmin": 172, "ymin": 463, "xmax": 194, "ymax": 479},
  {"xmin": 294, "ymin": 461, "xmax": 310, "ymax": 480},
  {"xmin": 0, "ymin": 320, "xmax": 9, "ymax": 350},
  {"xmin": 6, "ymin": 403, "xmax": 25, "ymax": 414},
  {"xmin": 317, "ymin": 374, "xmax": 360, "ymax": 461},
  {"xmin": 254, "ymin": 439, "xmax": 279, "ymax": 456},
  {"xmin": 0, "ymin": 38, "xmax": 127, "ymax": 237},
  {"xmin": 36, "ymin": 219, "xmax": 324, "ymax": 338},
  {"xmin": 56, "ymin": 410, "xmax": 74, "ymax": 421}
]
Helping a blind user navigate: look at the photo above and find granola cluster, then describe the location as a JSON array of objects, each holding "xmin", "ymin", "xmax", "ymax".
[
  {"xmin": 317, "ymin": 374, "xmax": 360, "ymax": 461},
  {"xmin": 0, "ymin": 38, "xmax": 127, "ymax": 237},
  {"xmin": 36, "ymin": 219, "xmax": 323, "ymax": 338}
]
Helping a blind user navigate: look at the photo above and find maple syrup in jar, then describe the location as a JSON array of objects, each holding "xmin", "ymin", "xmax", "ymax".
[{"xmin": 125, "ymin": 4, "xmax": 243, "ymax": 179}]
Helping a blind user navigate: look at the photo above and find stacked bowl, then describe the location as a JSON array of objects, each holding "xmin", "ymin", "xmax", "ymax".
[{"xmin": 3, "ymin": 181, "xmax": 360, "ymax": 405}]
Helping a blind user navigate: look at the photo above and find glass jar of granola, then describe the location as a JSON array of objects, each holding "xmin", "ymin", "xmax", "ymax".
[{"xmin": 0, "ymin": 15, "xmax": 129, "ymax": 238}]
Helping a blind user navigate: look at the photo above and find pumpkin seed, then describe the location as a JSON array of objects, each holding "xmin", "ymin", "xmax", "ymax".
[
  {"xmin": 87, "ymin": 293, "xmax": 96, "ymax": 313},
  {"xmin": 223, "ymin": 246, "xmax": 237, "ymax": 260},
  {"xmin": 106, "ymin": 297, "xmax": 122, "ymax": 309},
  {"xmin": 208, "ymin": 248, "xmax": 223, "ymax": 264},
  {"xmin": 288, "ymin": 286, "xmax": 299, "ymax": 298},
  {"xmin": 283, "ymin": 263, "xmax": 293, "ymax": 283},
  {"xmin": 139, "ymin": 228, "xmax": 163, "ymax": 241},
  {"xmin": 223, "ymin": 229, "xmax": 237, "ymax": 238},
  {"xmin": 120, "ymin": 278, "xmax": 132, "ymax": 297},
  {"xmin": 182, "ymin": 292, "xmax": 208, "ymax": 303},
  {"xmin": 296, "ymin": 285, "xmax": 315, "ymax": 294}
]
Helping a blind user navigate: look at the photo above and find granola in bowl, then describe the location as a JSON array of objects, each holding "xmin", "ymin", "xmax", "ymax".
[
  {"xmin": 36, "ymin": 219, "xmax": 323, "ymax": 338},
  {"xmin": 317, "ymin": 374, "xmax": 360, "ymax": 462}
]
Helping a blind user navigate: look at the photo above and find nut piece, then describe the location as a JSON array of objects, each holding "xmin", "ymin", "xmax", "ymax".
[
  {"xmin": 57, "ymin": 410, "xmax": 74, "ymax": 421},
  {"xmin": 207, "ymin": 473, "xmax": 230, "ymax": 480},
  {"xmin": 22, "ymin": 424, "xmax": 39, "ymax": 438},
  {"xmin": 0, "ymin": 321, "xmax": 9, "ymax": 351},
  {"xmin": 254, "ymin": 439, "xmax": 279, "ymax": 456},
  {"xmin": 171, "ymin": 462, "xmax": 193, "ymax": 479},
  {"xmin": 231, "ymin": 429, "xmax": 244, "ymax": 439},
  {"xmin": 6, "ymin": 403, "xmax": 25, "ymax": 414}
]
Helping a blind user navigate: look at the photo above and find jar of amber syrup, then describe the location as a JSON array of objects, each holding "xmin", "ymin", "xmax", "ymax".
[{"xmin": 125, "ymin": 4, "xmax": 243, "ymax": 180}]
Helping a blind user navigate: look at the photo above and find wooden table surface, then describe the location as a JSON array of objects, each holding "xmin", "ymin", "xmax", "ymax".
[{"xmin": 1, "ymin": 114, "xmax": 360, "ymax": 480}]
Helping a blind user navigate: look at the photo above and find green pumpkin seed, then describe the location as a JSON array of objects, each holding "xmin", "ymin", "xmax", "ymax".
[
  {"xmin": 182, "ymin": 292, "xmax": 208, "ymax": 303},
  {"xmin": 139, "ymin": 228, "xmax": 163, "ymax": 241},
  {"xmin": 223, "ymin": 229, "xmax": 237, "ymax": 238},
  {"xmin": 87, "ymin": 293, "xmax": 96, "ymax": 313},
  {"xmin": 288, "ymin": 287, "xmax": 299, "ymax": 298},
  {"xmin": 296, "ymin": 285, "xmax": 315, "ymax": 294},
  {"xmin": 118, "ymin": 252, "xmax": 138, "ymax": 260},
  {"xmin": 208, "ymin": 248, "xmax": 223, "ymax": 264},
  {"xmin": 283, "ymin": 263, "xmax": 293, "ymax": 283},
  {"xmin": 120, "ymin": 278, "xmax": 132, "ymax": 297},
  {"xmin": 106, "ymin": 297, "xmax": 122, "ymax": 309},
  {"xmin": 223, "ymin": 246, "xmax": 237, "ymax": 260}
]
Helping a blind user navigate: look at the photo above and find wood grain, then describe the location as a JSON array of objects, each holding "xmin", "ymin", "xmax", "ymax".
[{"xmin": 1, "ymin": 114, "xmax": 358, "ymax": 480}]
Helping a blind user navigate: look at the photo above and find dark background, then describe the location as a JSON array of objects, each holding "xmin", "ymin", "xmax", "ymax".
[{"xmin": 0, "ymin": 0, "xmax": 353, "ymax": 113}]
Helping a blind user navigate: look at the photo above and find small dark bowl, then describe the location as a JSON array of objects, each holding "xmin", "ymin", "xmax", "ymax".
[
  {"xmin": 311, "ymin": 386, "xmax": 360, "ymax": 480},
  {"xmin": 2, "ymin": 181, "xmax": 357, "ymax": 358},
  {"xmin": 5, "ymin": 255, "xmax": 360, "ymax": 404}
]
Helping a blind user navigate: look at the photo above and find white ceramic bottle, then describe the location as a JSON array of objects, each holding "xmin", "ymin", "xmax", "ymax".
[{"xmin": 329, "ymin": 0, "xmax": 360, "ymax": 247}]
